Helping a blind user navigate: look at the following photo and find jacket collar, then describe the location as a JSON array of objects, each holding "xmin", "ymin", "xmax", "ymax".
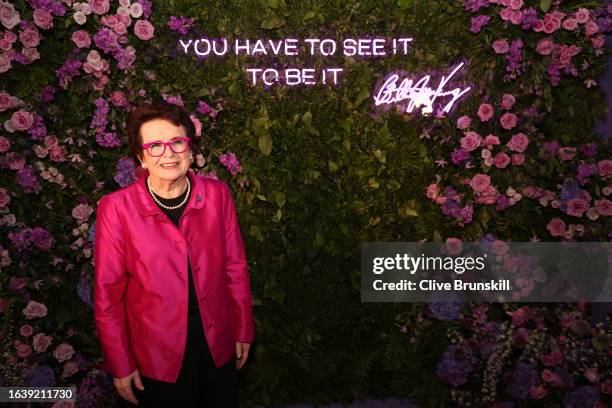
[{"xmin": 134, "ymin": 169, "xmax": 206, "ymax": 216}]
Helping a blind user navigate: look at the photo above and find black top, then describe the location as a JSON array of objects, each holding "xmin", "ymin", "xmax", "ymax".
[{"xmin": 147, "ymin": 178, "xmax": 200, "ymax": 315}]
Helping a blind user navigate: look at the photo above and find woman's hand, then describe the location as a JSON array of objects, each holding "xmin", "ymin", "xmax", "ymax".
[
  {"xmin": 114, "ymin": 369, "xmax": 145, "ymax": 405},
  {"xmin": 235, "ymin": 342, "xmax": 251, "ymax": 369}
]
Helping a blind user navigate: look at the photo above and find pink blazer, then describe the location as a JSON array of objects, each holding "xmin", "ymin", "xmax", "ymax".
[{"xmin": 93, "ymin": 169, "xmax": 254, "ymax": 382}]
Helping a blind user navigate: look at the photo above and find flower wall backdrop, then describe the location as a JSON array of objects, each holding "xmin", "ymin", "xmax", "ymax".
[{"xmin": 0, "ymin": 0, "xmax": 611, "ymax": 407}]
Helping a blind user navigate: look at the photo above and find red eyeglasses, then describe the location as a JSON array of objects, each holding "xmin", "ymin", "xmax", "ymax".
[{"xmin": 141, "ymin": 137, "xmax": 190, "ymax": 157}]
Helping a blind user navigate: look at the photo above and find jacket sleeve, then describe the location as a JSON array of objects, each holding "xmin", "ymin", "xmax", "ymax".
[
  {"xmin": 93, "ymin": 195, "xmax": 137, "ymax": 378},
  {"xmin": 221, "ymin": 182, "xmax": 255, "ymax": 343}
]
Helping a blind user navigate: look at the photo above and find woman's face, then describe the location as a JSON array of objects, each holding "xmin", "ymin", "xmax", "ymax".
[{"xmin": 139, "ymin": 119, "xmax": 192, "ymax": 184}]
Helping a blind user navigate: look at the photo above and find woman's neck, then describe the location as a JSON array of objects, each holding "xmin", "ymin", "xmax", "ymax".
[{"xmin": 148, "ymin": 175, "xmax": 188, "ymax": 199}]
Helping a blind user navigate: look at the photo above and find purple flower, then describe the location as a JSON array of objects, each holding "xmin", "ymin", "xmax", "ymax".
[
  {"xmin": 93, "ymin": 28, "xmax": 120, "ymax": 55},
  {"xmin": 451, "ymin": 148, "xmax": 470, "ymax": 165},
  {"xmin": 464, "ymin": 0, "xmax": 489, "ymax": 13},
  {"xmin": 161, "ymin": 94, "xmax": 184, "ymax": 107},
  {"xmin": 41, "ymin": 85, "xmax": 56, "ymax": 103},
  {"xmin": 506, "ymin": 363, "xmax": 539, "ymax": 400},
  {"xmin": 114, "ymin": 157, "xmax": 136, "ymax": 187},
  {"xmin": 24, "ymin": 365, "xmax": 55, "ymax": 387},
  {"xmin": 135, "ymin": 0, "xmax": 153, "ymax": 19},
  {"xmin": 27, "ymin": 114, "xmax": 47, "ymax": 141},
  {"xmin": 55, "ymin": 59, "xmax": 82, "ymax": 89},
  {"xmin": 520, "ymin": 7, "xmax": 539, "ymax": 30},
  {"xmin": 26, "ymin": 0, "xmax": 67, "ymax": 16},
  {"xmin": 470, "ymin": 15, "xmax": 491, "ymax": 33},
  {"xmin": 428, "ymin": 294, "xmax": 463, "ymax": 321},
  {"xmin": 542, "ymin": 140, "xmax": 560, "ymax": 155},
  {"xmin": 576, "ymin": 164, "xmax": 596, "ymax": 184},
  {"xmin": 17, "ymin": 165, "xmax": 41, "ymax": 194},
  {"xmin": 95, "ymin": 132, "xmax": 121, "ymax": 148},
  {"xmin": 496, "ymin": 194, "xmax": 511, "ymax": 211},
  {"xmin": 77, "ymin": 272, "xmax": 93, "ymax": 309},
  {"xmin": 8, "ymin": 229, "xmax": 30, "ymax": 251},
  {"xmin": 436, "ymin": 345, "xmax": 478, "ymax": 386},
  {"xmin": 219, "ymin": 152, "xmax": 243, "ymax": 176},
  {"xmin": 30, "ymin": 227, "xmax": 54, "ymax": 250},
  {"xmin": 579, "ymin": 142, "xmax": 597, "ymax": 157},
  {"xmin": 168, "ymin": 16, "xmax": 195, "ymax": 35},
  {"xmin": 564, "ymin": 386, "xmax": 601, "ymax": 408}
]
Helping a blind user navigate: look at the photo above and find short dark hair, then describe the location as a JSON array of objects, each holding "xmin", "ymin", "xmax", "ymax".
[{"xmin": 126, "ymin": 103, "xmax": 196, "ymax": 162}]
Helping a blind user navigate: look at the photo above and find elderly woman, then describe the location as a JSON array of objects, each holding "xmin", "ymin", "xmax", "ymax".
[{"xmin": 93, "ymin": 103, "xmax": 254, "ymax": 407}]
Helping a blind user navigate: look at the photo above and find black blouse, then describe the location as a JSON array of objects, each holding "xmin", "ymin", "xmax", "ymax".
[{"xmin": 147, "ymin": 178, "xmax": 200, "ymax": 315}]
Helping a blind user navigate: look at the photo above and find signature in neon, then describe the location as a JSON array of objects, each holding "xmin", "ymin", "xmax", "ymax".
[{"xmin": 373, "ymin": 62, "xmax": 471, "ymax": 115}]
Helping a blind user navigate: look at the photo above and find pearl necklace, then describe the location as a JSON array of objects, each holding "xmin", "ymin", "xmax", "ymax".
[{"xmin": 146, "ymin": 175, "xmax": 191, "ymax": 210}]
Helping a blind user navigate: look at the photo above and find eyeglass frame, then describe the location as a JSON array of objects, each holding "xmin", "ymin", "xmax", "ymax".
[{"xmin": 141, "ymin": 136, "xmax": 192, "ymax": 157}]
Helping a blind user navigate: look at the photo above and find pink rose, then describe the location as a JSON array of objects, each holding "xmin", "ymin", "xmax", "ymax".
[
  {"xmin": 49, "ymin": 145, "xmax": 67, "ymax": 162},
  {"xmin": 509, "ymin": 0, "xmax": 523, "ymax": 10},
  {"xmin": 456, "ymin": 115, "xmax": 471, "ymax": 129},
  {"xmin": 475, "ymin": 184, "xmax": 499, "ymax": 204},
  {"xmin": 558, "ymin": 147, "xmax": 576, "ymax": 161},
  {"xmin": 591, "ymin": 35, "xmax": 605, "ymax": 49},
  {"xmin": 0, "ymin": 135, "xmax": 10, "ymax": 152},
  {"xmin": 89, "ymin": 0, "xmax": 110, "ymax": 15},
  {"xmin": 500, "ymin": 7, "xmax": 513, "ymax": 22},
  {"xmin": 53, "ymin": 343, "xmax": 75, "ymax": 363},
  {"xmin": 10, "ymin": 110, "xmax": 34, "ymax": 131},
  {"xmin": 0, "ymin": 187, "xmax": 11, "ymax": 208},
  {"xmin": 109, "ymin": 91, "xmax": 129, "ymax": 108},
  {"xmin": 71, "ymin": 203, "xmax": 93, "ymax": 223},
  {"xmin": 511, "ymin": 306, "xmax": 530, "ymax": 325},
  {"xmin": 585, "ymin": 20, "xmax": 599, "ymax": 36},
  {"xmin": 19, "ymin": 324, "xmax": 33, "ymax": 337},
  {"xmin": 469, "ymin": 173, "xmax": 491, "ymax": 192},
  {"xmin": 477, "ymin": 103, "xmax": 494, "ymax": 122},
  {"xmin": 190, "ymin": 114, "xmax": 202, "ymax": 137},
  {"xmin": 529, "ymin": 385, "xmax": 547, "ymax": 399},
  {"xmin": 7, "ymin": 152, "xmax": 26, "ymax": 170},
  {"xmin": 566, "ymin": 198, "xmax": 589, "ymax": 217},
  {"xmin": 460, "ymin": 131, "xmax": 481, "ymax": 152},
  {"xmin": 500, "ymin": 112, "xmax": 517, "ymax": 129},
  {"xmin": 33, "ymin": 9, "xmax": 53, "ymax": 30},
  {"xmin": 445, "ymin": 238, "xmax": 463, "ymax": 256},
  {"xmin": 510, "ymin": 10, "xmax": 523, "ymax": 25},
  {"xmin": 575, "ymin": 8, "xmax": 590, "ymax": 24},
  {"xmin": 536, "ymin": 39, "xmax": 555, "ymax": 55},
  {"xmin": 562, "ymin": 18, "xmax": 577, "ymax": 30},
  {"xmin": 19, "ymin": 28, "xmax": 40, "ymax": 48},
  {"xmin": 0, "ymin": 2, "xmax": 21, "ymax": 30},
  {"xmin": 23, "ymin": 300, "xmax": 48, "ymax": 319},
  {"xmin": 594, "ymin": 199, "xmax": 612, "ymax": 216},
  {"xmin": 134, "ymin": 20, "xmax": 154, "ymax": 41},
  {"xmin": 542, "ymin": 369, "xmax": 563, "ymax": 386},
  {"xmin": 22, "ymin": 47, "xmax": 41, "ymax": 63},
  {"xmin": 44, "ymin": 135, "xmax": 58, "ymax": 147},
  {"xmin": 546, "ymin": 218, "xmax": 566, "ymax": 237},
  {"xmin": 426, "ymin": 183, "xmax": 439, "ymax": 200},
  {"xmin": 0, "ymin": 53, "xmax": 12, "ymax": 73},
  {"xmin": 492, "ymin": 39, "xmax": 510, "ymax": 54},
  {"xmin": 507, "ymin": 132, "xmax": 529, "ymax": 152},
  {"xmin": 511, "ymin": 154, "xmax": 524, "ymax": 166},
  {"xmin": 62, "ymin": 360, "xmax": 80, "ymax": 378},
  {"xmin": 0, "ymin": 91, "xmax": 13, "ymax": 111},
  {"xmin": 532, "ymin": 19, "xmax": 545, "ymax": 32},
  {"xmin": 543, "ymin": 19, "xmax": 561, "ymax": 34},
  {"xmin": 596, "ymin": 160, "xmax": 612, "ymax": 179},
  {"xmin": 32, "ymin": 332, "xmax": 52, "ymax": 352},
  {"xmin": 71, "ymin": 30, "xmax": 91, "ymax": 48},
  {"xmin": 585, "ymin": 368, "xmax": 599, "ymax": 383},
  {"xmin": 484, "ymin": 134, "xmax": 500, "ymax": 146},
  {"xmin": 494, "ymin": 152, "xmax": 510, "ymax": 168},
  {"xmin": 15, "ymin": 343, "xmax": 32, "ymax": 358}
]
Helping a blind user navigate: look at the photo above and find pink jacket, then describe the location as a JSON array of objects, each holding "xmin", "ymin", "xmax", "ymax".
[{"xmin": 93, "ymin": 169, "xmax": 254, "ymax": 382}]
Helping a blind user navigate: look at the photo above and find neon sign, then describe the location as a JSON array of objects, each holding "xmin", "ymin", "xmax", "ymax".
[{"xmin": 373, "ymin": 63, "xmax": 471, "ymax": 115}]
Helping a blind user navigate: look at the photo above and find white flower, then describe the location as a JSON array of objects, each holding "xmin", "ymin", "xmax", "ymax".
[
  {"xmin": 119, "ymin": 0, "xmax": 131, "ymax": 7},
  {"xmin": 117, "ymin": 6, "xmax": 130, "ymax": 15},
  {"xmin": 80, "ymin": 3, "xmax": 91, "ymax": 15},
  {"xmin": 129, "ymin": 3, "xmax": 143, "ymax": 18},
  {"xmin": 73, "ymin": 11, "xmax": 86, "ymax": 25}
]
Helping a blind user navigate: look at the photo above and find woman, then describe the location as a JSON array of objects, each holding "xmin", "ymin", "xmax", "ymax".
[{"xmin": 93, "ymin": 103, "xmax": 254, "ymax": 407}]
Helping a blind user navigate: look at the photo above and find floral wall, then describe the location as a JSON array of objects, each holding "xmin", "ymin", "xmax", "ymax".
[{"xmin": 0, "ymin": 0, "xmax": 611, "ymax": 407}]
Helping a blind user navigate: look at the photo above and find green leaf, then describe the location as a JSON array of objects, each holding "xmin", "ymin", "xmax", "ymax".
[
  {"xmin": 250, "ymin": 225, "xmax": 264, "ymax": 242},
  {"xmin": 303, "ymin": 11, "xmax": 316, "ymax": 21},
  {"xmin": 261, "ymin": 15, "xmax": 285, "ymax": 29},
  {"xmin": 354, "ymin": 88, "xmax": 370, "ymax": 108},
  {"xmin": 272, "ymin": 191, "xmax": 286, "ymax": 208},
  {"xmin": 259, "ymin": 133, "xmax": 273, "ymax": 155},
  {"xmin": 539, "ymin": 0, "xmax": 551, "ymax": 12},
  {"xmin": 302, "ymin": 111, "xmax": 312, "ymax": 126}
]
